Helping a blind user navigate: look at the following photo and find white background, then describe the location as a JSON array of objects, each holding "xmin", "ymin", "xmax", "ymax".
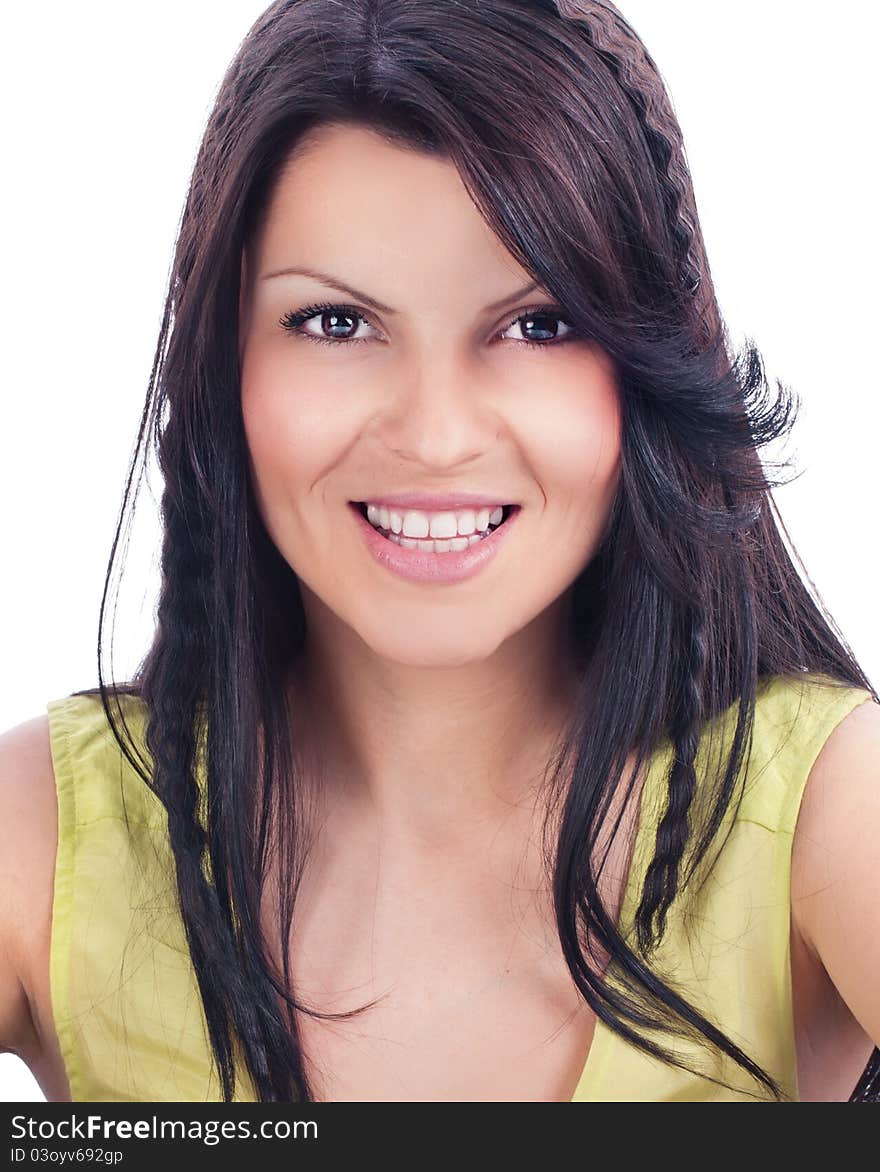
[{"xmin": 2, "ymin": 1, "xmax": 877, "ymax": 1100}]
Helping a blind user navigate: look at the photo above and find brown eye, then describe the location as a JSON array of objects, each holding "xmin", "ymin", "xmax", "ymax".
[
  {"xmin": 277, "ymin": 300, "xmax": 582, "ymax": 351},
  {"xmin": 278, "ymin": 302, "xmax": 376, "ymax": 347},
  {"xmin": 501, "ymin": 308, "xmax": 575, "ymax": 347}
]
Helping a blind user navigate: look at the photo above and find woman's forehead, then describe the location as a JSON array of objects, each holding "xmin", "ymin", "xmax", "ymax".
[{"xmin": 246, "ymin": 124, "xmax": 547, "ymax": 315}]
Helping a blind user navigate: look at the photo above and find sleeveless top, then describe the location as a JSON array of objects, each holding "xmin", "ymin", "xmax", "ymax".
[{"xmin": 46, "ymin": 672, "xmax": 874, "ymax": 1102}]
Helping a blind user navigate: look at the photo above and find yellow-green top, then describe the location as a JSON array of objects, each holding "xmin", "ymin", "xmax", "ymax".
[{"xmin": 46, "ymin": 672, "xmax": 873, "ymax": 1102}]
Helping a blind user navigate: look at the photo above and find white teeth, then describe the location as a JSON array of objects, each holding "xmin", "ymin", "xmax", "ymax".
[
  {"xmin": 361, "ymin": 501, "xmax": 515, "ymax": 552},
  {"xmin": 395, "ymin": 534, "xmax": 481, "ymax": 550},
  {"xmin": 402, "ymin": 510, "xmax": 430, "ymax": 539},
  {"xmin": 365, "ymin": 502, "xmax": 507, "ymax": 539},
  {"xmin": 428, "ymin": 512, "xmax": 459, "ymax": 539}
]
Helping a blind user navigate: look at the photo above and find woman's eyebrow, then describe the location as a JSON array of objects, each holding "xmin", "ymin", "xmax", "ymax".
[{"xmin": 258, "ymin": 265, "xmax": 541, "ymax": 315}]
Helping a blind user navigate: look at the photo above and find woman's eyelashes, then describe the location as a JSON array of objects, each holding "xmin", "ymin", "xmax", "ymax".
[{"xmin": 276, "ymin": 300, "xmax": 582, "ymax": 351}]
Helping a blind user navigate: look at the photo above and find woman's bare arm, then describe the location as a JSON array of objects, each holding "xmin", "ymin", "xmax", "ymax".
[
  {"xmin": 0, "ymin": 715, "xmax": 57, "ymax": 1064},
  {"xmin": 792, "ymin": 697, "xmax": 880, "ymax": 1058}
]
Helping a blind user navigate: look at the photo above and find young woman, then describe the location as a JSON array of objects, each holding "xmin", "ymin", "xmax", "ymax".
[{"xmin": 1, "ymin": 0, "xmax": 878, "ymax": 1102}]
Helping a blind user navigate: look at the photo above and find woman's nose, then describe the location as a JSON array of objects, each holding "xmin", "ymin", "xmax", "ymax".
[{"xmin": 375, "ymin": 364, "xmax": 502, "ymax": 471}]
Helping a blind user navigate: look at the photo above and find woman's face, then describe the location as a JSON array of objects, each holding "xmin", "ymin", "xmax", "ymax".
[{"xmin": 239, "ymin": 122, "xmax": 622, "ymax": 669}]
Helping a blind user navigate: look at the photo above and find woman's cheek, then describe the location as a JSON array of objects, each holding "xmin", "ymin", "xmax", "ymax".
[{"xmin": 519, "ymin": 371, "xmax": 622, "ymax": 507}]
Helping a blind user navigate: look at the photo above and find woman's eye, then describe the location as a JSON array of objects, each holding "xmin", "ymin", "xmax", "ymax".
[
  {"xmin": 277, "ymin": 301, "xmax": 579, "ymax": 350},
  {"xmin": 500, "ymin": 308, "xmax": 576, "ymax": 348},
  {"xmin": 278, "ymin": 302, "xmax": 375, "ymax": 347}
]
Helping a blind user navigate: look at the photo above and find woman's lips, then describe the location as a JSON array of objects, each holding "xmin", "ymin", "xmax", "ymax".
[{"xmin": 348, "ymin": 502, "xmax": 521, "ymax": 585}]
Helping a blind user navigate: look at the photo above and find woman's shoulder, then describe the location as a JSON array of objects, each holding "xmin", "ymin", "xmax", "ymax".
[
  {"xmin": 44, "ymin": 688, "xmax": 163, "ymax": 828},
  {"xmin": 747, "ymin": 672, "xmax": 875, "ymax": 825},
  {"xmin": 753, "ymin": 670, "xmax": 875, "ymax": 749},
  {"xmin": 0, "ymin": 689, "xmax": 157, "ymax": 1023},
  {"xmin": 787, "ymin": 676, "xmax": 880, "ymax": 1047},
  {"xmin": 0, "ymin": 709, "xmax": 59, "ymax": 1064},
  {"xmin": 0, "ymin": 688, "xmax": 169, "ymax": 1094}
]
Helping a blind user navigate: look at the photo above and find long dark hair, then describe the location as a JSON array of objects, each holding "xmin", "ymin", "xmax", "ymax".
[{"xmin": 77, "ymin": 0, "xmax": 876, "ymax": 1101}]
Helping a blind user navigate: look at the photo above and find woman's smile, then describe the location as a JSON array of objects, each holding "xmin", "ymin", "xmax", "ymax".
[{"xmin": 348, "ymin": 499, "xmax": 522, "ymax": 584}]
